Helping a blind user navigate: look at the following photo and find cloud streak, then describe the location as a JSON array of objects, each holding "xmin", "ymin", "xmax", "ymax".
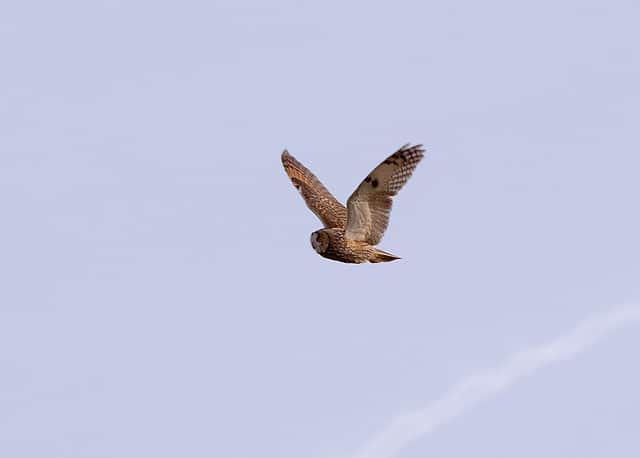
[{"xmin": 350, "ymin": 304, "xmax": 640, "ymax": 458}]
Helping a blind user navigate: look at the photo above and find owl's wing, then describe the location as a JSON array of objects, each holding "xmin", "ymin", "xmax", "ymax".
[
  {"xmin": 345, "ymin": 144, "xmax": 424, "ymax": 245},
  {"xmin": 281, "ymin": 150, "xmax": 348, "ymax": 228}
]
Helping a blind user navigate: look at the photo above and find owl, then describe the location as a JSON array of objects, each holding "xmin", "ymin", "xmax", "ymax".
[{"xmin": 281, "ymin": 143, "xmax": 425, "ymax": 263}]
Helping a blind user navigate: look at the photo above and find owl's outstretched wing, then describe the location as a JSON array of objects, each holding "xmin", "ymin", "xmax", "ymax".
[
  {"xmin": 345, "ymin": 144, "xmax": 424, "ymax": 245},
  {"xmin": 281, "ymin": 150, "xmax": 348, "ymax": 228}
]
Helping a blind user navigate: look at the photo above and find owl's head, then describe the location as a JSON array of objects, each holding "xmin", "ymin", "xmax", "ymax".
[{"xmin": 310, "ymin": 230, "xmax": 329, "ymax": 254}]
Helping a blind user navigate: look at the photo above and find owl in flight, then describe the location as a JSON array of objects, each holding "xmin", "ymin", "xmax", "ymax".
[{"xmin": 281, "ymin": 143, "xmax": 425, "ymax": 263}]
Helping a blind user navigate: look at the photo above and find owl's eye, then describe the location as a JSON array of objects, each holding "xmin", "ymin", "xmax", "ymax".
[{"xmin": 310, "ymin": 232, "xmax": 326, "ymax": 253}]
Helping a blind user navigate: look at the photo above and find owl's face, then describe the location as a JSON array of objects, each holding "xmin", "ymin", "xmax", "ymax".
[{"xmin": 310, "ymin": 230, "xmax": 329, "ymax": 254}]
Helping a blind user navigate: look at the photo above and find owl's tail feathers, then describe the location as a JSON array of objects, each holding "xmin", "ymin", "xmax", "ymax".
[{"xmin": 369, "ymin": 248, "xmax": 401, "ymax": 263}]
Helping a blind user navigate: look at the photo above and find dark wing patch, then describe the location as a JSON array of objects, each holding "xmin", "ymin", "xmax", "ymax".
[{"xmin": 345, "ymin": 144, "xmax": 425, "ymax": 244}]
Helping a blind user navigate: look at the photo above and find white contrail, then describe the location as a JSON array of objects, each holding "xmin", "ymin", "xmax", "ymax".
[{"xmin": 349, "ymin": 303, "xmax": 640, "ymax": 458}]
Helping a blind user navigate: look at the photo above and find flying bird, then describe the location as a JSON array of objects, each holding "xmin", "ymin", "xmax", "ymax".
[{"xmin": 281, "ymin": 143, "xmax": 425, "ymax": 263}]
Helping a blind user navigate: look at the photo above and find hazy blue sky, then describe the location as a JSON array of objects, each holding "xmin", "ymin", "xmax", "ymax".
[{"xmin": 1, "ymin": 1, "xmax": 639, "ymax": 457}]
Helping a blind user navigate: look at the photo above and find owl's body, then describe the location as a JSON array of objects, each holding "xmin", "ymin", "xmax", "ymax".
[
  {"xmin": 310, "ymin": 228, "xmax": 400, "ymax": 264},
  {"xmin": 281, "ymin": 144, "xmax": 425, "ymax": 264}
]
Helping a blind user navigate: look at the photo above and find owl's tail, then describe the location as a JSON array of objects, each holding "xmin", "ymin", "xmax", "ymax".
[{"xmin": 369, "ymin": 248, "xmax": 401, "ymax": 263}]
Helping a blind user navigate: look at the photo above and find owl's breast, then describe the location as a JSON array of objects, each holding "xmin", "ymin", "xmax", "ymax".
[{"xmin": 316, "ymin": 229, "xmax": 369, "ymax": 264}]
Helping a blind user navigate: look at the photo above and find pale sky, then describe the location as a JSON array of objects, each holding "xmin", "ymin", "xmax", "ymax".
[{"xmin": 1, "ymin": 1, "xmax": 639, "ymax": 457}]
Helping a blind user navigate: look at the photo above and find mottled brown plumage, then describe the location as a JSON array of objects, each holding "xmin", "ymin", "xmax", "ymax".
[
  {"xmin": 281, "ymin": 144, "xmax": 425, "ymax": 263},
  {"xmin": 281, "ymin": 151, "xmax": 347, "ymax": 229}
]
